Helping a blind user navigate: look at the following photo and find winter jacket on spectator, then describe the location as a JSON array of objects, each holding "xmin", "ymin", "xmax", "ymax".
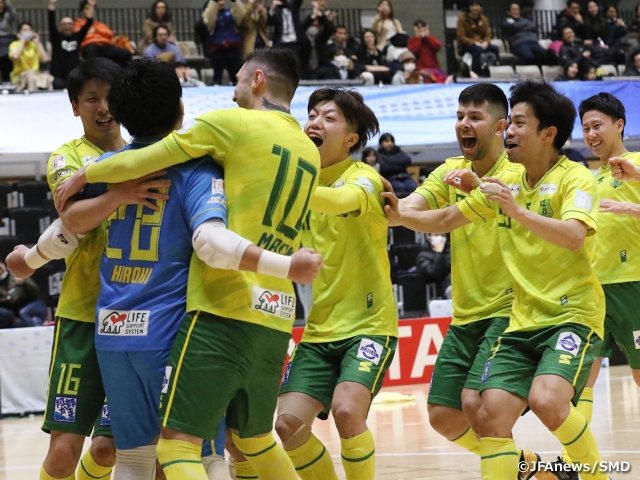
[
  {"xmin": 555, "ymin": 8, "xmax": 587, "ymax": 40},
  {"xmin": 202, "ymin": 0, "xmax": 243, "ymax": 49},
  {"xmin": 239, "ymin": 2, "xmax": 271, "ymax": 59},
  {"xmin": 377, "ymin": 145, "xmax": 412, "ymax": 178},
  {"xmin": 416, "ymin": 239, "xmax": 451, "ymax": 297},
  {"xmin": 456, "ymin": 12, "xmax": 491, "ymax": 50},
  {"xmin": 500, "ymin": 14, "xmax": 538, "ymax": 49},
  {"xmin": 73, "ymin": 18, "xmax": 114, "ymax": 48},
  {"xmin": 371, "ymin": 14, "xmax": 404, "ymax": 51},
  {"xmin": 407, "ymin": 34, "xmax": 441, "ymax": 70}
]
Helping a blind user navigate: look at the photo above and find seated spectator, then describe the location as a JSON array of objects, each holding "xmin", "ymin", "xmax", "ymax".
[
  {"xmin": 9, "ymin": 22, "xmax": 50, "ymax": 86},
  {"xmin": 555, "ymin": 0, "xmax": 586, "ymax": 41},
  {"xmin": 408, "ymin": 20, "xmax": 446, "ymax": 78},
  {"xmin": 456, "ymin": 0, "xmax": 499, "ymax": 76},
  {"xmin": 582, "ymin": 61, "xmax": 601, "ymax": 80},
  {"xmin": 355, "ymin": 28, "xmax": 392, "ymax": 84},
  {"xmin": 202, "ymin": 0, "xmax": 244, "ymax": 85},
  {"xmin": 74, "ymin": 0, "xmax": 133, "ymax": 67},
  {"xmin": 175, "ymin": 61, "xmax": 206, "ymax": 87},
  {"xmin": 139, "ymin": 0, "xmax": 175, "ymax": 53},
  {"xmin": 416, "ymin": 234, "xmax": 451, "ymax": 299},
  {"xmin": 604, "ymin": 5, "xmax": 626, "ymax": 50},
  {"xmin": 623, "ymin": 49, "xmax": 640, "ymax": 76},
  {"xmin": 144, "ymin": 24, "xmax": 185, "ymax": 63},
  {"xmin": 268, "ymin": 0, "xmax": 310, "ymax": 77},
  {"xmin": 583, "ymin": 1, "xmax": 606, "ymax": 44},
  {"xmin": 0, "ymin": 0, "xmax": 18, "ymax": 84},
  {"xmin": 0, "ymin": 261, "xmax": 47, "ymax": 328},
  {"xmin": 48, "ymin": 0, "xmax": 94, "ymax": 90},
  {"xmin": 313, "ymin": 43, "xmax": 366, "ymax": 81},
  {"xmin": 360, "ymin": 146, "xmax": 380, "ymax": 172},
  {"xmin": 327, "ymin": 24, "xmax": 357, "ymax": 59},
  {"xmin": 555, "ymin": 60, "xmax": 580, "ymax": 81},
  {"xmin": 392, "ymin": 50, "xmax": 422, "ymax": 84},
  {"xmin": 558, "ymin": 26, "xmax": 594, "ymax": 70},
  {"xmin": 444, "ymin": 59, "xmax": 477, "ymax": 84},
  {"xmin": 501, "ymin": 3, "xmax": 547, "ymax": 66},
  {"xmin": 239, "ymin": 0, "xmax": 271, "ymax": 60},
  {"xmin": 377, "ymin": 133, "xmax": 417, "ymax": 193},
  {"xmin": 371, "ymin": 0, "xmax": 404, "ymax": 51},
  {"xmin": 302, "ymin": 1, "xmax": 335, "ymax": 74}
]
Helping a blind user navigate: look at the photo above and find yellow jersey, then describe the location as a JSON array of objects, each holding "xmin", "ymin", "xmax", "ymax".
[
  {"xmin": 85, "ymin": 107, "xmax": 321, "ymax": 333},
  {"xmin": 415, "ymin": 152, "xmax": 514, "ymax": 325},
  {"xmin": 593, "ymin": 151, "xmax": 640, "ymax": 285},
  {"xmin": 301, "ymin": 158, "xmax": 398, "ymax": 342},
  {"xmin": 457, "ymin": 156, "xmax": 605, "ymax": 338},
  {"xmin": 47, "ymin": 137, "xmax": 107, "ymax": 323},
  {"xmin": 8, "ymin": 40, "xmax": 40, "ymax": 84}
]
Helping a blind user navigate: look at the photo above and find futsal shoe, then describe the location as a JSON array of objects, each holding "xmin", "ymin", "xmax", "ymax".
[
  {"xmin": 519, "ymin": 450, "xmax": 540, "ymax": 480},
  {"xmin": 535, "ymin": 456, "xmax": 579, "ymax": 480}
]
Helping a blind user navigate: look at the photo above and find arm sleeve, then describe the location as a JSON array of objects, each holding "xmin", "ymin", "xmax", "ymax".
[
  {"xmin": 80, "ymin": 182, "xmax": 109, "ymax": 199},
  {"xmin": 456, "ymin": 16, "xmax": 474, "ymax": 47},
  {"xmin": 456, "ymin": 187, "xmax": 497, "ymax": 224},
  {"xmin": 424, "ymin": 35, "xmax": 442, "ymax": 52},
  {"xmin": 192, "ymin": 220, "xmax": 252, "ymax": 270},
  {"xmin": 77, "ymin": 18, "xmax": 94, "ymax": 44},
  {"xmin": 25, "ymin": 218, "xmax": 80, "ymax": 269},
  {"xmin": 48, "ymin": 10, "xmax": 59, "ymax": 43},
  {"xmin": 232, "ymin": 0, "xmax": 246, "ymax": 25},
  {"xmin": 560, "ymin": 166, "xmax": 598, "ymax": 235},
  {"xmin": 309, "ymin": 185, "xmax": 361, "ymax": 215},
  {"xmin": 414, "ymin": 163, "xmax": 452, "ymax": 209},
  {"xmin": 202, "ymin": 0, "xmax": 219, "ymax": 30}
]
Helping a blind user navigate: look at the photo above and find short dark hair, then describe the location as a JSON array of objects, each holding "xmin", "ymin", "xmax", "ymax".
[
  {"xmin": 379, "ymin": 133, "xmax": 395, "ymax": 145},
  {"xmin": 361, "ymin": 147, "xmax": 378, "ymax": 162},
  {"xmin": 413, "ymin": 19, "xmax": 427, "ymax": 28},
  {"xmin": 458, "ymin": 83, "xmax": 508, "ymax": 120},
  {"xmin": 108, "ymin": 57, "xmax": 182, "ymax": 138},
  {"xmin": 79, "ymin": 0, "xmax": 93, "ymax": 13},
  {"xmin": 509, "ymin": 80, "xmax": 577, "ymax": 151},
  {"xmin": 18, "ymin": 21, "xmax": 33, "ymax": 31},
  {"xmin": 307, "ymin": 88, "xmax": 379, "ymax": 154},
  {"xmin": 66, "ymin": 58, "xmax": 121, "ymax": 103},
  {"xmin": 153, "ymin": 24, "xmax": 170, "ymax": 39},
  {"xmin": 467, "ymin": 0, "xmax": 482, "ymax": 9},
  {"xmin": 335, "ymin": 24, "xmax": 348, "ymax": 32},
  {"xmin": 579, "ymin": 92, "xmax": 626, "ymax": 137},
  {"xmin": 244, "ymin": 48, "xmax": 300, "ymax": 102}
]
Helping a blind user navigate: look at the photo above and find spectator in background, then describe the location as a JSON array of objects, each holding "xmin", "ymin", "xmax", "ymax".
[
  {"xmin": 501, "ymin": 3, "xmax": 547, "ymax": 66},
  {"xmin": 75, "ymin": 0, "xmax": 133, "ymax": 67},
  {"xmin": 313, "ymin": 42, "xmax": 366, "ymax": 81},
  {"xmin": 239, "ymin": 0, "xmax": 271, "ymax": 59},
  {"xmin": 302, "ymin": 1, "xmax": 335, "ymax": 74},
  {"xmin": 560, "ymin": 138, "xmax": 589, "ymax": 167},
  {"xmin": 139, "ymin": 0, "xmax": 174, "ymax": 53},
  {"xmin": 408, "ymin": 19, "xmax": 446, "ymax": 77},
  {"xmin": 583, "ymin": 1, "xmax": 606, "ymax": 44},
  {"xmin": 327, "ymin": 24, "xmax": 356, "ymax": 59},
  {"xmin": 555, "ymin": 0, "xmax": 587, "ymax": 40},
  {"xmin": 0, "ymin": 262, "xmax": 47, "ymax": 328},
  {"xmin": 555, "ymin": 60, "xmax": 580, "ymax": 80},
  {"xmin": 416, "ymin": 234, "xmax": 451, "ymax": 299},
  {"xmin": 377, "ymin": 132, "xmax": 417, "ymax": 193},
  {"xmin": 456, "ymin": 0, "xmax": 499, "ymax": 76},
  {"xmin": 360, "ymin": 147, "xmax": 380, "ymax": 172},
  {"xmin": 48, "ymin": 0, "xmax": 94, "ymax": 90},
  {"xmin": 202, "ymin": 0, "xmax": 244, "ymax": 85},
  {"xmin": 558, "ymin": 26, "xmax": 594, "ymax": 70},
  {"xmin": 603, "ymin": 5, "xmax": 626, "ymax": 57},
  {"xmin": 175, "ymin": 61, "xmax": 206, "ymax": 86},
  {"xmin": 144, "ymin": 24, "xmax": 185, "ymax": 63},
  {"xmin": 444, "ymin": 59, "xmax": 477, "ymax": 84},
  {"xmin": 392, "ymin": 50, "xmax": 422, "ymax": 84},
  {"xmin": 355, "ymin": 28, "xmax": 392, "ymax": 84},
  {"xmin": 9, "ymin": 22, "xmax": 49, "ymax": 85},
  {"xmin": 623, "ymin": 48, "xmax": 640, "ymax": 75},
  {"xmin": 371, "ymin": 0, "xmax": 404, "ymax": 51},
  {"xmin": 0, "ymin": 0, "xmax": 18, "ymax": 84},
  {"xmin": 268, "ymin": 0, "xmax": 309, "ymax": 77}
]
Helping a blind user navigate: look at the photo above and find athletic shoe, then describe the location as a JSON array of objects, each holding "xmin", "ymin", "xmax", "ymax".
[
  {"xmin": 519, "ymin": 450, "xmax": 540, "ymax": 480},
  {"xmin": 535, "ymin": 456, "xmax": 579, "ymax": 480}
]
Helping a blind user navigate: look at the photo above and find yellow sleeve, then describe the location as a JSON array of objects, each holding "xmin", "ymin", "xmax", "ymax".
[
  {"xmin": 309, "ymin": 186, "xmax": 361, "ymax": 215},
  {"xmin": 414, "ymin": 162, "xmax": 451, "ymax": 209},
  {"xmin": 47, "ymin": 146, "xmax": 83, "ymax": 199},
  {"xmin": 456, "ymin": 187, "xmax": 496, "ymax": 224},
  {"xmin": 8, "ymin": 40, "xmax": 18, "ymax": 57},
  {"xmin": 560, "ymin": 166, "xmax": 598, "ymax": 235}
]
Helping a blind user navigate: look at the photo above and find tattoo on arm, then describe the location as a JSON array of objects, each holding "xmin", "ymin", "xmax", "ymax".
[{"xmin": 262, "ymin": 97, "xmax": 291, "ymax": 113}]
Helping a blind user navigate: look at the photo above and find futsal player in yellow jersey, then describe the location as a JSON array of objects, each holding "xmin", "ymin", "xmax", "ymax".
[
  {"xmin": 54, "ymin": 49, "xmax": 321, "ymax": 480},
  {"xmin": 274, "ymin": 88, "xmax": 395, "ymax": 480},
  {"xmin": 384, "ymin": 81, "xmax": 608, "ymax": 480}
]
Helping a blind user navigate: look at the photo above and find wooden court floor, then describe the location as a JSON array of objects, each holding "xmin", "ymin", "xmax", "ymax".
[{"xmin": 0, "ymin": 365, "xmax": 638, "ymax": 480}]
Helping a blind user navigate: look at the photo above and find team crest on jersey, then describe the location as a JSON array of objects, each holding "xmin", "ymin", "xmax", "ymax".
[
  {"xmin": 99, "ymin": 403, "xmax": 110, "ymax": 426},
  {"xmin": 356, "ymin": 339, "xmax": 384, "ymax": 365},
  {"xmin": 52, "ymin": 155, "xmax": 66, "ymax": 169},
  {"xmin": 555, "ymin": 332, "xmax": 581, "ymax": 356},
  {"xmin": 538, "ymin": 199, "xmax": 554, "ymax": 217},
  {"xmin": 252, "ymin": 286, "xmax": 295, "ymax": 321},
  {"xmin": 54, "ymin": 396, "xmax": 77, "ymax": 423},
  {"xmin": 610, "ymin": 178, "xmax": 623, "ymax": 188},
  {"xmin": 98, "ymin": 309, "xmax": 150, "ymax": 336},
  {"xmin": 212, "ymin": 179, "xmax": 224, "ymax": 195},
  {"xmin": 161, "ymin": 366, "xmax": 173, "ymax": 393},
  {"xmin": 633, "ymin": 330, "xmax": 640, "ymax": 350}
]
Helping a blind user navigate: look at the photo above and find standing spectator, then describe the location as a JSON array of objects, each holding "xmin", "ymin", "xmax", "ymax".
[
  {"xmin": 48, "ymin": 0, "xmax": 94, "ymax": 90},
  {"xmin": 355, "ymin": 28, "xmax": 392, "ymax": 84},
  {"xmin": 371, "ymin": 0, "xmax": 403, "ymax": 51},
  {"xmin": 501, "ymin": 3, "xmax": 547, "ymax": 66},
  {"xmin": 377, "ymin": 132, "xmax": 417, "ymax": 193},
  {"xmin": 0, "ymin": 0, "xmax": 18, "ymax": 84},
  {"xmin": 360, "ymin": 147, "xmax": 380, "ymax": 172},
  {"xmin": 583, "ymin": 1, "xmax": 606, "ymax": 44},
  {"xmin": 408, "ymin": 20, "xmax": 446, "ymax": 75},
  {"xmin": 302, "ymin": 1, "xmax": 335, "ymax": 74},
  {"xmin": 9, "ymin": 22, "xmax": 49, "ymax": 85},
  {"xmin": 456, "ymin": 0, "xmax": 499, "ymax": 76},
  {"xmin": 74, "ymin": 0, "xmax": 133, "ymax": 67},
  {"xmin": 144, "ymin": 25, "xmax": 185, "ymax": 63},
  {"xmin": 623, "ymin": 48, "xmax": 640, "ymax": 75},
  {"xmin": 555, "ymin": 0, "xmax": 586, "ymax": 40},
  {"xmin": 202, "ymin": 0, "xmax": 244, "ymax": 85},
  {"xmin": 239, "ymin": 0, "xmax": 271, "ymax": 59},
  {"xmin": 139, "ymin": 0, "xmax": 174, "ymax": 53},
  {"xmin": 268, "ymin": 0, "xmax": 310, "ymax": 77}
]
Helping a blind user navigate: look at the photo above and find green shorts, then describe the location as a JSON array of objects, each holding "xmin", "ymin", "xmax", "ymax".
[
  {"xmin": 160, "ymin": 311, "xmax": 290, "ymax": 439},
  {"xmin": 428, "ymin": 317, "xmax": 509, "ymax": 410},
  {"xmin": 599, "ymin": 282, "xmax": 640, "ymax": 369},
  {"xmin": 279, "ymin": 335, "xmax": 397, "ymax": 419},
  {"xmin": 42, "ymin": 317, "xmax": 111, "ymax": 437},
  {"xmin": 479, "ymin": 323, "xmax": 603, "ymax": 405}
]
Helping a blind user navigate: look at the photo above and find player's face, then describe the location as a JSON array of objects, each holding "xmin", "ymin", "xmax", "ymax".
[
  {"xmin": 455, "ymin": 102, "xmax": 497, "ymax": 161},
  {"xmin": 505, "ymin": 102, "xmax": 542, "ymax": 164},
  {"xmin": 72, "ymin": 78, "xmax": 118, "ymax": 139},
  {"xmin": 582, "ymin": 110, "xmax": 623, "ymax": 159},
  {"xmin": 233, "ymin": 64, "xmax": 252, "ymax": 108},
  {"xmin": 305, "ymin": 100, "xmax": 356, "ymax": 166}
]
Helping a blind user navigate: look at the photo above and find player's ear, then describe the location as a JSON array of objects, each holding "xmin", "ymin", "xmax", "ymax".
[
  {"xmin": 495, "ymin": 118, "xmax": 507, "ymax": 136},
  {"xmin": 71, "ymin": 100, "xmax": 80, "ymax": 117},
  {"xmin": 345, "ymin": 132, "xmax": 359, "ymax": 149},
  {"xmin": 543, "ymin": 125, "xmax": 557, "ymax": 145},
  {"xmin": 251, "ymin": 69, "xmax": 266, "ymax": 92}
]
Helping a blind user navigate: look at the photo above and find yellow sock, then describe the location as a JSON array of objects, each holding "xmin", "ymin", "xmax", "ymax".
[
  {"xmin": 40, "ymin": 466, "xmax": 75, "ymax": 480},
  {"xmin": 479, "ymin": 437, "xmax": 520, "ymax": 480},
  {"xmin": 156, "ymin": 439, "xmax": 207, "ymax": 480},
  {"xmin": 340, "ymin": 430, "xmax": 375, "ymax": 480},
  {"xmin": 287, "ymin": 433, "xmax": 339, "ymax": 480},
  {"xmin": 552, "ymin": 406, "xmax": 607, "ymax": 480},
  {"xmin": 233, "ymin": 432, "xmax": 297, "ymax": 480},
  {"xmin": 234, "ymin": 460, "xmax": 259, "ymax": 479},
  {"xmin": 452, "ymin": 427, "xmax": 480, "ymax": 455},
  {"xmin": 563, "ymin": 387, "xmax": 594, "ymax": 463},
  {"xmin": 77, "ymin": 450, "xmax": 112, "ymax": 480}
]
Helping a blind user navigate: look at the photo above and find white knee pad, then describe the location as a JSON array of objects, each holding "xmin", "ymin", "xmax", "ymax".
[
  {"xmin": 113, "ymin": 445, "xmax": 157, "ymax": 480},
  {"xmin": 277, "ymin": 395, "xmax": 320, "ymax": 450},
  {"xmin": 202, "ymin": 454, "xmax": 227, "ymax": 480}
]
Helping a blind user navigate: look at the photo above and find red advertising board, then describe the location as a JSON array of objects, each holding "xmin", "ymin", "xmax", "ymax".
[{"xmin": 288, "ymin": 316, "xmax": 452, "ymax": 387}]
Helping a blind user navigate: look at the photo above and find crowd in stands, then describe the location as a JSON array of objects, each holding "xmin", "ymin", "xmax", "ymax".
[{"xmin": 0, "ymin": 260, "xmax": 47, "ymax": 329}]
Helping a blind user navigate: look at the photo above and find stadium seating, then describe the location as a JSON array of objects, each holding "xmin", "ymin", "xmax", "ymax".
[
  {"xmin": 515, "ymin": 65, "xmax": 542, "ymax": 79},
  {"xmin": 599, "ymin": 64, "xmax": 618, "ymax": 77},
  {"xmin": 390, "ymin": 244, "xmax": 422, "ymax": 271},
  {"xmin": 395, "ymin": 272, "xmax": 429, "ymax": 317},
  {"xmin": 6, "ymin": 207, "xmax": 51, "ymax": 245},
  {"xmin": 489, "ymin": 65, "xmax": 516, "ymax": 80},
  {"xmin": 0, "ymin": 235, "xmax": 20, "ymax": 262},
  {"xmin": 14, "ymin": 181, "xmax": 52, "ymax": 208},
  {"xmin": 542, "ymin": 65, "xmax": 563, "ymax": 81},
  {"xmin": 389, "ymin": 225, "xmax": 421, "ymax": 246},
  {"xmin": 491, "ymin": 38, "xmax": 518, "ymax": 65}
]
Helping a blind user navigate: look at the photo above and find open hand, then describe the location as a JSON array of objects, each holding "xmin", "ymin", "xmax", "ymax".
[
  {"xmin": 380, "ymin": 177, "xmax": 401, "ymax": 226},
  {"xmin": 599, "ymin": 199, "xmax": 629, "ymax": 215},
  {"xmin": 110, "ymin": 170, "xmax": 171, "ymax": 211},
  {"xmin": 55, "ymin": 167, "xmax": 88, "ymax": 211}
]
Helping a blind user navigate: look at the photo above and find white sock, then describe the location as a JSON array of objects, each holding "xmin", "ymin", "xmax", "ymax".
[
  {"xmin": 113, "ymin": 445, "xmax": 157, "ymax": 480},
  {"xmin": 201, "ymin": 454, "xmax": 228, "ymax": 480}
]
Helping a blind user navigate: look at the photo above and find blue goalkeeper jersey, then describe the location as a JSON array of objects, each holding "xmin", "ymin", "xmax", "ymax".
[{"xmin": 91, "ymin": 140, "xmax": 226, "ymax": 351}]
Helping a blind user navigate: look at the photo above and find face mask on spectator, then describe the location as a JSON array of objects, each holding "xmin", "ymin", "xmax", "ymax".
[
  {"xmin": 22, "ymin": 31, "xmax": 34, "ymax": 41},
  {"xmin": 307, "ymin": 26, "xmax": 319, "ymax": 37},
  {"xmin": 404, "ymin": 61, "xmax": 416, "ymax": 72},
  {"xmin": 333, "ymin": 55, "xmax": 350, "ymax": 68}
]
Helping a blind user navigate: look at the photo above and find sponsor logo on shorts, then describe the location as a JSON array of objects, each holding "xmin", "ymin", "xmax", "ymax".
[
  {"xmin": 212, "ymin": 179, "xmax": 224, "ymax": 195},
  {"xmin": 161, "ymin": 366, "xmax": 172, "ymax": 393},
  {"xmin": 52, "ymin": 155, "xmax": 66, "ymax": 169},
  {"xmin": 99, "ymin": 403, "xmax": 110, "ymax": 426},
  {"xmin": 52, "ymin": 169, "xmax": 73, "ymax": 183},
  {"xmin": 481, "ymin": 360, "xmax": 491, "ymax": 383},
  {"xmin": 356, "ymin": 339, "xmax": 384, "ymax": 365},
  {"xmin": 207, "ymin": 196, "xmax": 226, "ymax": 206},
  {"xmin": 282, "ymin": 363, "xmax": 292, "ymax": 385},
  {"xmin": 54, "ymin": 396, "xmax": 77, "ymax": 423},
  {"xmin": 97, "ymin": 309, "xmax": 150, "ymax": 336},
  {"xmin": 251, "ymin": 286, "xmax": 295, "ymax": 321},
  {"xmin": 555, "ymin": 332, "xmax": 582, "ymax": 357},
  {"xmin": 633, "ymin": 330, "xmax": 640, "ymax": 350}
]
